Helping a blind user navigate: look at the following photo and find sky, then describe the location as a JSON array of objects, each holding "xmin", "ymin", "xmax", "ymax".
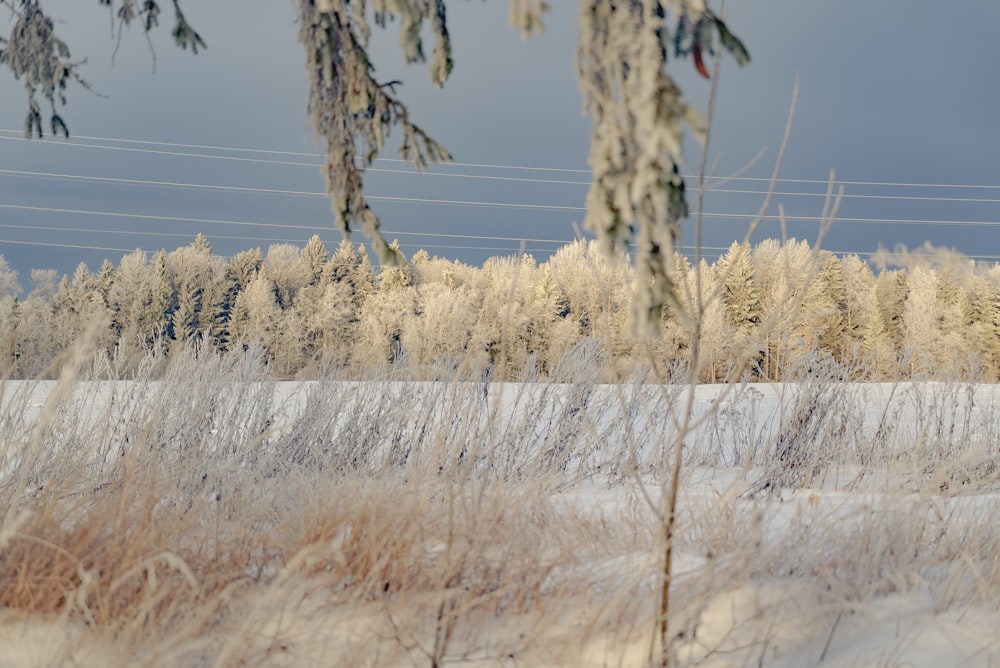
[{"xmin": 2, "ymin": 1, "xmax": 1000, "ymax": 290}]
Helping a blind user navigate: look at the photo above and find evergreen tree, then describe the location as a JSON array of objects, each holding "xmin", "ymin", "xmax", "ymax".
[
  {"xmin": 400, "ymin": 282, "xmax": 478, "ymax": 372},
  {"xmin": 858, "ymin": 296, "xmax": 895, "ymax": 380},
  {"xmin": 226, "ymin": 248, "xmax": 264, "ymax": 294},
  {"xmin": 229, "ymin": 272, "xmax": 281, "ymax": 357},
  {"xmin": 969, "ymin": 278, "xmax": 1000, "ymax": 380},
  {"xmin": 27, "ymin": 268, "xmax": 57, "ymax": 302},
  {"xmin": 469, "ymin": 254, "xmax": 573, "ymax": 379},
  {"xmin": 356, "ymin": 274, "xmax": 415, "ymax": 368},
  {"xmin": 838, "ymin": 255, "xmax": 877, "ymax": 358},
  {"xmin": 51, "ymin": 262, "xmax": 100, "ymax": 350},
  {"xmin": 190, "ymin": 232, "xmax": 212, "ymax": 255},
  {"xmin": 301, "ymin": 234, "xmax": 330, "ymax": 286},
  {"xmin": 933, "ymin": 268, "xmax": 972, "ymax": 376},
  {"xmin": 0, "ymin": 255, "xmax": 21, "ymax": 300},
  {"xmin": 691, "ymin": 262, "xmax": 733, "ymax": 382},
  {"xmin": 354, "ymin": 246, "xmax": 377, "ymax": 302},
  {"xmin": 14, "ymin": 273, "xmax": 61, "ymax": 377},
  {"xmin": 110, "ymin": 250, "xmax": 151, "ymax": 359},
  {"xmin": 0, "ymin": 294, "xmax": 19, "ymax": 377},
  {"xmin": 311, "ymin": 278, "xmax": 362, "ymax": 371},
  {"xmin": 265, "ymin": 243, "xmax": 311, "ymax": 309},
  {"xmin": 900, "ymin": 266, "xmax": 938, "ymax": 376},
  {"xmin": 876, "ymin": 269, "xmax": 909, "ymax": 353},
  {"xmin": 147, "ymin": 250, "xmax": 173, "ymax": 343},
  {"xmin": 714, "ymin": 242, "xmax": 762, "ymax": 335},
  {"xmin": 377, "ymin": 240, "xmax": 412, "ymax": 293},
  {"xmin": 219, "ymin": 247, "xmax": 264, "ymax": 350},
  {"xmin": 409, "ymin": 249, "xmax": 432, "ymax": 286},
  {"xmin": 95, "ymin": 259, "xmax": 115, "ymax": 307},
  {"xmin": 167, "ymin": 238, "xmax": 225, "ymax": 346},
  {"xmin": 329, "ymin": 239, "xmax": 360, "ymax": 285},
  {"xmin": 815, "ymin": 251, "xmax": 849, "ymax": 359}
]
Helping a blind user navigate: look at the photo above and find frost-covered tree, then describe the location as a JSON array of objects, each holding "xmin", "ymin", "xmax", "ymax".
[
  {"xmin": 94, "ymin": 259, "xmax": 116, "ymax": 307},
  {"xmin": 814, "ymin": 251, "xmax": 849, "ymax": 359},
  {"xmin": 969, "ymin": 277, "xmax": 1000, "ymax": 380},
  {"xmin": 12, "ymin": 269, "xmax": 61, "ymax": 376},
  {"xmin": 109, "ymin": 250, "xmax": 151, "ymax": 357},
  {"xmin": 875, "ymin": 269, "xmax": 909, "ymax": 353},
  {"xmin": 49, "ymin": 262, "xmax": 104, "ymax": 350},
  {"xmin": 265, "ymin": 243, "xmax": 312, "ymax": 309},
  {"xmin": 167, "ymin": 236, "xmax": 226, "ymax": 345},
  {"xmin": 226, "ymin": 248, "xmax": 264, "ymax": 294},
  {"xmin": 376, "ymin": 240, "xmax": 412, "ymax": 293},
  {"xmin": 27, "ymin": 268, "xmax": 57, "ymax": 302},
  {"xmin": 229, "ymin": 271, "xmax": 282, "ymax": 356},
  {"xmin": 300, "ymin": 234, "xmax": 330, "ymax": 286},
  {"xmin": 714, "ymin": 241, "xmax": 761, "ymax": 336},
  {"xmin": 900, "ymin": 266, "xmax": 939, "ymax": 376},
  {"xmin": 329, "ymin": 240, "xmax": 376, "ymax": 305},
  {"xmin": 0, "ymin": 255, "xmax": 21, "ymax": 373},
  {"xmin": 5, "ymin": 1, "xmax": 747, "ymax": 337},
  {"xmin": 147, "ymin": 250, "xmax": 173, "ymax": 340},
  {"xmin": 0, "ymin": 255, "xmax": 21, "ymax": 300},
  {"xmin": 837, "ymin": 255, "xmax": 876, "ymax": 357},
  {"xmin": 858, "ymin": 295, "xmax": 895, "ymax": 380},
  {"xmin": 0, "ymin": 293, "xmax": 18, "ymax": 376},
  {"xmin": 356, "ymin": 275, "xmax": 415, "ymax": 368},
  {"xmin": 547, "ymin": 239, "xmax": 635, "ymax": 378},
  {"xmin": 681, "ymin": 256, "xmax": 729, "ymax": 381},
  {"xmin": 469, "ymin": 254, "xmax": 577, "ymax": 378},
  {"xmin": 354, "ymin": 240, "xmax": 413, "ymax": 367},
  {"xmin": 932, "ymin": 267, "xmax": 972, "ymax": 375},
  {"xmin": 400, "ymin": 281, "xmax": 479, "ymax": 372}
]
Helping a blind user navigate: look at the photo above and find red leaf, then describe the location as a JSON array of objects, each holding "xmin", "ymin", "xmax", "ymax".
[{"xmin": 693, "ymin": 46, "xmax": 710, "ymax": 79}]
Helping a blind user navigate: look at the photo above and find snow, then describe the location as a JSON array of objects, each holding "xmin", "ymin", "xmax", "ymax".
[{"xmin": 3, "ymin": 377, "xmax": 1000, "ymax": 666}]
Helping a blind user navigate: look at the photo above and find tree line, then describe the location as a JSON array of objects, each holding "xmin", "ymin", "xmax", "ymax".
[{"xmin": 1, "ymin": 234, "xmax": 997, "ymax": 382}]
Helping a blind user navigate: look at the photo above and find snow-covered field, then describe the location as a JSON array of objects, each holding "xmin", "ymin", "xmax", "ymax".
[{"xmin": 3, "ymin": 360, "xmax": 1000, "ymax": 667}]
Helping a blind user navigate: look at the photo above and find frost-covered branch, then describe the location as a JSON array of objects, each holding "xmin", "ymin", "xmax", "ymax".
[
  {"xmin": 0, "ymin": 1, "xmax": 201, "ymax": 138},
  {"xmin": 297, "ymin": 1, "xmax": 458, "ymax": 266},
  {"xmin": 577, "ymin": 0, "xmax": 748, "ymax": 339}
]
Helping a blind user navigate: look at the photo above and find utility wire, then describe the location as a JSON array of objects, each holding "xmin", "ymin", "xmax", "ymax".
[
  {"xmin": 0, "ymin": 223, "xmax": 565, "ymax": 255},
  {"xmin": 6, "ymin": 198, "xmax": 1000, "ymax": 234},
  {"xmin": 0, "ymin": 136, "xmax": 593, "ymax": 186},
  {"xmin": 7, "ymin": 230, "xmax": 1000, "ymax": 264},
  {"xmin": 0, "ymin": 168, "xmax": 587, "ymax": 210},
  {"xmin": 5, "ymin": 128, "xmax": 1000, "ymax": 190},
  {"xmin": 0, "ymin": 204, "xmax": 572, "ymax": 243},
  {"xmin": 10, "ymin": 167, "xmax": 1000, "ymax": 215}
]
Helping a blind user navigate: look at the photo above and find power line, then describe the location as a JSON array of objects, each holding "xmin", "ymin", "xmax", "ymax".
[
  {"xmin": 0, "ymin": 168, "xmax": 587, "ymax": 210},
  {"xmin": 0, "ymin": 236, "xmax": 559, "ymax": 258},
  {"xmin": 0, "ymin": 136, "xmax": 594, "ymax": 186},
  {"xmin": 0, "ymin": 208, "xmax": 993, "ymax": 262},
  {"xmin": 0, "ymin": 168, "xmax": 328, "ymax": 198},
  {"xmin": 5, "ymin": 235, "xmax": 1000, "ymax": 263},
  {"xmin": 8, "ymin": 163, "xmax": 1000, "ymax": 211},
  {"xmin": 6, "ymin": 198, "xmax": 1000, "ymax": 238},
  {"xmin": 0, "ymin": 204, "xmax": 572, "ymax": 243},
  {"xmin": 0, "ymin": 223, "xmax": 320, "ymax": 245},
  {"xmin": 0, "ymin": 136, "xmax": 323, "ymax": 168},
  {"xmin": 6, "ymin": 128, "xmax": 1000, "ymax": 191},
  {"xmin": 0, "ymin": 238, "xmax": 153, "ymax": 254},
  {"xmin": 0, "ymin": 128, "xmax": 592, "ymax": 174},
  {"xmin": 0, "ymin": 223, "xmax": 567, "ymax": 255}
]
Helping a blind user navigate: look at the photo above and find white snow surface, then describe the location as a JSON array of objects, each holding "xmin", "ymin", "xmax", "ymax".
[{"xmin": 3, "ymin": 378, "xmax": 1000, "ymax": 666}]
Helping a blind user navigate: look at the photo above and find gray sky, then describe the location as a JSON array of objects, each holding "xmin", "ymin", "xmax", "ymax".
[{"xmin": 2, "ymin": 1, "xmax": 1000, "ymax": 288}]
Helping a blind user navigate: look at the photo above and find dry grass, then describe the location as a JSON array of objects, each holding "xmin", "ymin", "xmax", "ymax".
[{"xmin": 4, "ymin": 336, "xmax": 1000, "ymax": 667}]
